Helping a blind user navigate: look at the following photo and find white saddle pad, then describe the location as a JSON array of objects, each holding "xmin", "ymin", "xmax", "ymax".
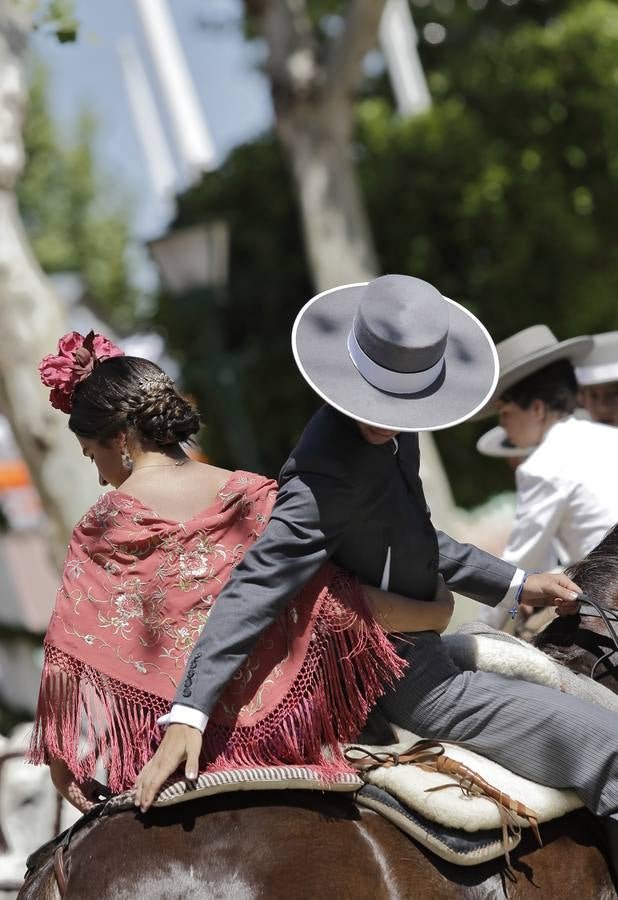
[
  {"xmin": 444, "ymin": 623, "xmax": 618, "ymax": 712},
  {"xmin": 351, "ymin": 725, "xmax": 583, "ymax": 834}
]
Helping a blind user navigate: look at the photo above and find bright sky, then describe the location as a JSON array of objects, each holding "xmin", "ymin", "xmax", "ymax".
[{"xmin": 31, "ymin": 0, "xmax": 273, "ymax": 245}]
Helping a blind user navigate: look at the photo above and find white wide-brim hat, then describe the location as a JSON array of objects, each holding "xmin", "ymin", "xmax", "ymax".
[
  {"xmin": 477, "ymin": 426, "xmax": 534, "ymax": 459},
  {"xmin": 475, "ymin": 325, "xmax": 593, "ymax": 419},
  {"xmin": 292, "ymin": 274, "xmax": 499, "ymax": 432},
  {"xmin": 575, "ymin": 331, "xmax": 618, "ymax": 386}
]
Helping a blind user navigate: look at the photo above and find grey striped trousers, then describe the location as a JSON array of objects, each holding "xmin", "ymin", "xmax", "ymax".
[{"xmin": 376, "ymin": 632, "xmax": 618, "ymax": 820}]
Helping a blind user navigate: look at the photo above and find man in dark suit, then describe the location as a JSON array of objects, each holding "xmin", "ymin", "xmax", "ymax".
[{"xmin": 135, "ymin": 277, "xmax": 618, "ymax": 845}]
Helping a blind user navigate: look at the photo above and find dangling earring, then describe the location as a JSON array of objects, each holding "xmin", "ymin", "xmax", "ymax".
[{"xmin": 121, "ymin": 445, "xmax": 133, "ymax": 473}]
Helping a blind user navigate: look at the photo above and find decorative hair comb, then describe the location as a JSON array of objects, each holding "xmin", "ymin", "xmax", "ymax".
[{"xmin": 39, "ymin": 330, "xmax": 124, "ymax": 413}]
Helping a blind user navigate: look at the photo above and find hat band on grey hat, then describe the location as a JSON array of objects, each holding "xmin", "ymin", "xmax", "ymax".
[
  {"xmin": 347, "ymin": 329, "xmax": 445, "ymax": 395},
  {"xmin": 292, "ymin": 274, "xmax": 500, "ymax": 432}
]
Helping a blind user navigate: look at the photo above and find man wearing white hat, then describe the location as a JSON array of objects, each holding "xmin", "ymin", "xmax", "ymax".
[
  {"xmin": 576, "ymin": 331, "xmax": 618, "ymax": 427},
  {"xmin": 478, "ymin": 325, "xmax": 618, "ymax": 629},
  {"xmin": 136, "ymin": 278, "xmax": 618, "ymax": 860}
]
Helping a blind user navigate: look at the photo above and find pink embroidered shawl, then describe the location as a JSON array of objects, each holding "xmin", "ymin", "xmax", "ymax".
[{"xmin": 29, "ymin": 471, "xmax": 404, "ymax": 792}]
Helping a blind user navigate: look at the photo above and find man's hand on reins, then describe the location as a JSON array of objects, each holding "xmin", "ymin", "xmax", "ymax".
[
  {"xmin": 520, "ymin": 571, "xmax": 582, "ymax": 617},
  {"xmin": 134, "ymin": 724, "xmax": 202, "ymax": 813}
]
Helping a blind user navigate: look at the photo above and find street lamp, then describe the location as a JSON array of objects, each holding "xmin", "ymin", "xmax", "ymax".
[
  {"xmin": 147, "ymin": 221, "xmax": 261, "ymax": 471},
  {"xmin": 147, "ymin": 221, "xmax": 229, "ymax": 293}
]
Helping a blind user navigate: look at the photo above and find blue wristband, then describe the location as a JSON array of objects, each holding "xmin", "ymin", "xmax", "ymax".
[{"xmin": 509, "ymin": 574, "xmax": 528, "ymax": 620}]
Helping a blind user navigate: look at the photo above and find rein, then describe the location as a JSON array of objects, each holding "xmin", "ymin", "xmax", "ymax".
[{"xmin": 576, "ymin": 593, "xmax": 618, "ymax": 680}]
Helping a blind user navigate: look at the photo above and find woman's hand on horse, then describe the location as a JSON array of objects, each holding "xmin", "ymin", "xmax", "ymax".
[
  {"xmin": 134, "ymin": 724, "xmax": 202, "ymax": 812},
  {"xmin": 49, "ymin": 758, "xmax": 99, "ymax": 813},
  {"xmin": 520, "ymin": 572, "xmax": 582, "ymax": 616}
]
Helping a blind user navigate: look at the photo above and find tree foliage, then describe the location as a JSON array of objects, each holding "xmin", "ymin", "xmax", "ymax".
[
  {"xmin": 156, "ymin": 137, "xmax": 316, "ymax": 473},
  {"xmin": 360, "ymin": 0, "xmax": 618, "ymax": 502},
  {"xmin": 162, "ymin": 0, "xmax": 618, "ymax": 501},
  {"xmin": 17, "ymin": 64, "xmax": 139, "ymax": 332},
  {"xmin": 30, "ymin": 0, "xmax": 78, "ymax": 43}
]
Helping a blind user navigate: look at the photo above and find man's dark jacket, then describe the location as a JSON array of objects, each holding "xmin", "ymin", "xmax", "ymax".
[{"xmin": 175, "ymin": 406, "xmax": 517, "ymax": 716}]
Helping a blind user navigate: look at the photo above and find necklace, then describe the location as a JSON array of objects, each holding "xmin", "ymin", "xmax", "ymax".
[{"xmin": 131, "ymin": 459, "xmax": 190, "ymax": 472}]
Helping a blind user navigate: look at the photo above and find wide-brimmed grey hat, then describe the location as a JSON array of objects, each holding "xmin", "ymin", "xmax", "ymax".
[
  {"xmin": 477, "ymin": 426, "xmax": 534, "ymax": 459},
  {"xmin": 575, "ymin": 331, "xmax": 618, "ymax": 386},
  {"xmin": 291, "ymin": 274, "xmax": 499, "ymax": 432},
  {"xmin": 475, "ymin": 325, "xmax": 593, "ymax": 419}
]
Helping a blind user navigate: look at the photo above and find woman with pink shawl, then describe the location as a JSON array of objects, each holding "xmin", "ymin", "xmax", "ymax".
[{"xmin": 28, "ymin": 332, "xmax": 453, "ymax": 811}]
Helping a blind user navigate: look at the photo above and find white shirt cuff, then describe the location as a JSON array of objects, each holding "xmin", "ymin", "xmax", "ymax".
[
  {"xmin": 157, "ymin": 704, "xmax": 208, "ymax": 734},
  {"xmin": 502, "ymin": 568, "xmax": 526, "ymax": 606}
]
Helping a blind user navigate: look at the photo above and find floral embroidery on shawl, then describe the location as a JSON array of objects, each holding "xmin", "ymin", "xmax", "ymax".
[{"xmin": 29, "ymin": 471, "xmax": 405, "ymax": 792}]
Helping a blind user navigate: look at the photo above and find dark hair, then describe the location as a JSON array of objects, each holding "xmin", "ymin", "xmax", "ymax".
[
  {"xmin": 68, "ymin": 356, "xmax": 200, "ymax": 446},
  {"xmin": 500, "ymin": 359, "xmax": 577, "ymax": 414}
]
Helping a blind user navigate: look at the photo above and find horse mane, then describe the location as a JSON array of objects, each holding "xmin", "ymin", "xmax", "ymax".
[
  {"xmin": 535, "ymin": 525, "xmax": 618, "ymax": 684},
  {"xmin": 564, "ymin": 524, "xmax": 618, "ymax": 606}
]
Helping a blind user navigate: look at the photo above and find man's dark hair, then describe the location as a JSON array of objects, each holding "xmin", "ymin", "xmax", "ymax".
[{"xmin": 500, "ymin": 359, "xmax": 577, "ymax": 413}]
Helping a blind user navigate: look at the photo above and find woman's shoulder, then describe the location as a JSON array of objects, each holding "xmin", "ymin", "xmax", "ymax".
[
  {"xmin": 219, "ymin": 469, "xmax": 278, "ymax": 503},
  {"xmin": 73, "ymin": 491, "xmax": 140, "ymax": 535}
]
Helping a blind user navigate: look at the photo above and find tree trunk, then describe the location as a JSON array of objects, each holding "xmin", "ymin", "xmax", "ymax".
[
  {"xmin": 0, "ymin": 191, "xmax": 99, "ymax": 567},
  {"xmin": 0, "ymin": 4, "xmax": 99, "ymax": 567},
  {"xmin": 276, "ymin": 102, "xmax": 378, "ymax": 291}
]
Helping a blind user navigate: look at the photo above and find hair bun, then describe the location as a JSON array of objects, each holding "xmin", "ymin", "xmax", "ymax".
[{"xmin": 130, "ymin": 375, "xmax": 200, "ymax": 445}]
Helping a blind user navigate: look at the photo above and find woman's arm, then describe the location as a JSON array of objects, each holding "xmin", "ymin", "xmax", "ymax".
[
  {"xmin": 48, "ymin": 758, "xmax": 109, "ymax": 813},
  {"xmin": 363, "ymin": 575, "xmax": 454, "ymax": 634},
  {"xmin": 44, "ymin": 667, "xmax": 111, "ymax": 813}
]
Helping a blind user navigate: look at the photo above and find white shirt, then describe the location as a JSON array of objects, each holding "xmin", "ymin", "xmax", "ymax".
[
  {"xmin": 504, "ymin": 417, "xmax": 618, "ymax": 569},
  {"xmin": 481, "ymin": 416, "xmax": 618, "ymax": 627}
]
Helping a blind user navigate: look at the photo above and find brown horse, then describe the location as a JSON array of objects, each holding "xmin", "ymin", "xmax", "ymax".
[{"xmin": 18, "ymin": 528, "xmax": 618, "ymax": 900}]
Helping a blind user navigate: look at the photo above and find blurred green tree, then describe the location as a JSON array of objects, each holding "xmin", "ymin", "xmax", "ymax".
[
  {"xmin": 162, "ymin": 0, "xmax": 618, "ymax": 502},
  {"xmin": 360, "ymin": 0, "xmax": 618, "ymax": 503},
  {"xmin": 17, "ymin": 64, "xmax": 139, "ymax": 333}
]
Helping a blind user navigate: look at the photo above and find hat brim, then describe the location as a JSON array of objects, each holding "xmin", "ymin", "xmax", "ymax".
[
  {"xmin": 476, "ymin": 426, "xmax": 533, "ymax": 459},
  {"xmin": 292, "ymin": 283, "xmax": 499, "ymax": 432},
  {"xmin": 474, "ymin": 336, "xmax": 593, "ymax": 420}
]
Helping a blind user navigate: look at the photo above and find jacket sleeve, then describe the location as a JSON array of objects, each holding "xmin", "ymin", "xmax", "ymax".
[
  {"xmin": 173, "ymin": 469, "xmax": 358, "ymax": 717},
  {"xmin": 436, "ymin": 530, "xmax": 519, "ymax": 606}
]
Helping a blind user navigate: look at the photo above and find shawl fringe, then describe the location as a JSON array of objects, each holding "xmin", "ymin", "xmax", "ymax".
[{"xmin": 28, "ymin": 575, "xmax": 406, "ymax": 793}]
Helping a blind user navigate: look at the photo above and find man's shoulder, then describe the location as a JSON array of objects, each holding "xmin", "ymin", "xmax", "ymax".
[
  {"xmin": 292, "ymin": 406, "xmax": 364, "ymax": 457},
  {"xmin": 281, "ymin": 406, "xmax": 373, "ymax": 482},
  {"xmin": 520, "ymin": 417, "xmax": 617, "ymax": 481}
]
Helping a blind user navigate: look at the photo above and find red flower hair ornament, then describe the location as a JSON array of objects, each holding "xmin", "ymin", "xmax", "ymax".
[{"xmin": 39, "ymin": 331, "xmax": 124, "ymax": 413}]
